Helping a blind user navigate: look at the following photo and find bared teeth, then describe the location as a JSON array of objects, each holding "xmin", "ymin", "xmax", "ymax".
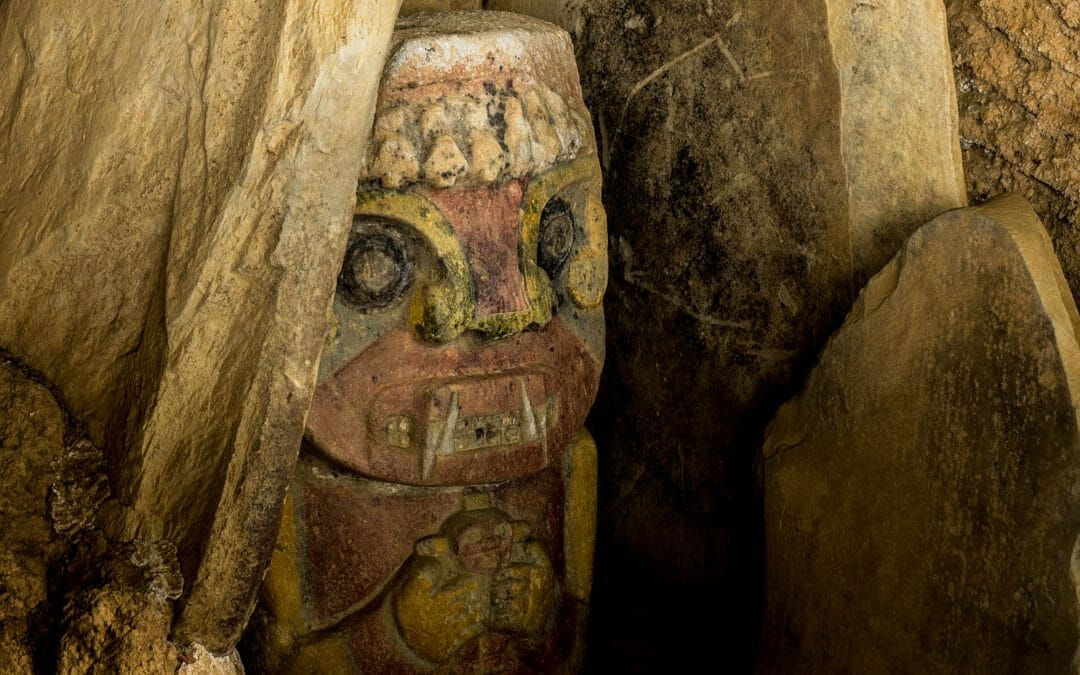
[
  {"xmin": 392, "ymin": 380, "xmax": 549, "ymax": 473},
  {"xmin": 430, "ymin": 391, "xmax": 460, "ymax": 476},
  {"xmin": 385, "ymin": 416, "xmax": 413, "ymax": 449},
  {"xmin": 450, "ymin": 411, "xmax": 522, "ymax": 452},
  {"xmin": 520, "ymin": 379, "xmax": 537, "ymax": 441}
]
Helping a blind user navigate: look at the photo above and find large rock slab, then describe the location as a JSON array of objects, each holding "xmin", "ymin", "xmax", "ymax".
[
  {"xmin": 761, "ymin": 194, "xmax": 1080, "ymax": 672},
  {"xmin": 493, "ymin": 0, "xmax": 964, "ymax": 667},
  {"xmin": 829, "ymin": 0, "xmax": 967, "ymax": 284},
  {"xmin": 0, "ymin": 0, "xmax": 401, "ymax": 651}
]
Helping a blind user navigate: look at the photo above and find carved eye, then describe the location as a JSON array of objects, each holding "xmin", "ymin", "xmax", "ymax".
[
  {"xmin": 538, "ymin": 198, "xmax": 575, "ymax": 278},
  {"xmin": 338, "ymin": 220, "xmax": 414, "ymax": 311}
]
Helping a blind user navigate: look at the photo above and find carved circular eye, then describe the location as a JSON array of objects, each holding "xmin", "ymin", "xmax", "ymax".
[
  {"xmin": 338, "ymin": 222, "xmax": 414, "ymax": 311},
  {"xmin": 538, "ymin": 198, "xmax": 575, "ymax": 278}
]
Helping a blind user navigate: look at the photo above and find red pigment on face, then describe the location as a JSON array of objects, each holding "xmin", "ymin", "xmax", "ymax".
[{"xmin": 420, "ymin": 180, "xmax": 530, "ymax": 317}]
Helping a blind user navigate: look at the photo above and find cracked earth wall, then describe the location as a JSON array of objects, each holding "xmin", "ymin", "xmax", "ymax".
[{"xmin": 946, "ymin": 0, "xmax": 1080, "ymax": 301}]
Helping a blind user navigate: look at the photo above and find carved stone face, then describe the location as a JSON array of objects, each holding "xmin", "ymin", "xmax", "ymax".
[{"xmin": 305, "ymin": 12, "xmax": 607, "ymax": 487}]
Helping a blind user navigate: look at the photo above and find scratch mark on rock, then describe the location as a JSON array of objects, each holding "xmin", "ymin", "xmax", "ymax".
[
  {"xmin": 622, "ymin": 272, "xmax": 753, "ymax": 330},
  {"xmin": 746, "ymin": 68, "xmax": 814, "ymax": 82},
  {"xmin": 612, "ymin": 33, "xmax": 745, "ymax": 146}
]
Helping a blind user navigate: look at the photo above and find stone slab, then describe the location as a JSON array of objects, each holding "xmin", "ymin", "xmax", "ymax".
[
  {"xmin": 761, "ymin": 194, "xmax": 1080, "ymax": 672},
  {"xmin": 0, "ymin": 0, "xmax": 402, "ymax": 651},
  {"xmin": 829, "ymin": 0, "xmax": 967, "ymax": 284}
]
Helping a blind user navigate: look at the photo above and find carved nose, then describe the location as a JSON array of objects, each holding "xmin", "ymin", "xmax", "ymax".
[
  {"xmin": 410, "ymin": 259, "xmax": 553, "ymax": 344},
  {"xmin": 417, "ymin": 182, "xmax": 553, "ymax": 342}
]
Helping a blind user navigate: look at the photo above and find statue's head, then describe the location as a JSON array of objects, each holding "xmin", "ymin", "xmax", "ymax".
[{"xmin": 306, "ymin": 11, "xmax": 606, "ymax": 486}]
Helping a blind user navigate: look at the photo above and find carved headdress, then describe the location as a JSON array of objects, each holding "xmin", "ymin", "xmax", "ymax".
[{"xmin": 361, "ymin": 12, "xmax": 593, "ymax": 189}]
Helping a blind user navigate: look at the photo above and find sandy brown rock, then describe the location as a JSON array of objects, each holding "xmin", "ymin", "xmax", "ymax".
[
  {"xmin": 401, "ymin": 0, "xmax": 482, "ymax": 13},
  {"xmin": 56, "ymin": 538, "xmax": 204, "ymax": 674},
  {"xmin": 0, "ymin": 357, "xmax": 67, "ymax": 673},
  {"xmin": 829, "ymin": 0, "xmax": 967, "ymax": 284},
  {"xmin": 177, "ymin": 644, "xmax": 244, "ymax": 674},
  {"xmin": 946, "ymin": 0, "xmax": 1080, "ymax": 300},
  {"xmin": 0, "ymin": 0, "xmax": 401, "ymax": 651},
  {"xmin": 487, "ymin": 1, "xmax": 587, "ymax": 41},
  {"xmin": 761, "ymin": 194, "xmax": 1080, "ymax": 672},
  {"xmin": 59, "ymin": 582, "xmax": 177, "ymax": 674}
]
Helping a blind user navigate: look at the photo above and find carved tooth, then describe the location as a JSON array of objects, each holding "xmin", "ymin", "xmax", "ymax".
[
  {"xmin": 503, "ymin": 96, "xmax": 533, "ymax": 176},
  {"xmin": 374, "ymin": 105, "xmax": 411, "ymax": 144},
  {"xmin": 469, "ymin": 131, "xmax": 505, "ymax": 183},
  {"xmin": 423, "ymin": 424, "xmax": 440, "ymax": 480},
  {"xmin": 438, "ymin": 391, "xmax": 460, "ymax": 459},
  {"xmin": 536, "ymin": 402, "xmax": 548, "ymax": 445},
  {"xmin": 423, "ymin": 135, "xmax": 468, "ymax": 188},
  {"xmin": 423, "ymin": 391, "xmax": 458, "ymax": 479},
  {"xmin": 521, "ymin": 88, "xmax": 545, "ymax": 119},
  {"xmin": 419, "ymin": 103, "xmax": 449, "ymax": 140},
  {"xmin": 461, "ymin": 98, "xmax": 489, "ymax": 132},
  {"xmin": 520, "ymin": 380, "xmax": 537, "ymax": 441},
  {"xmin": 372, "ymin": 133, "xmax": 419, "ymax": 189},
  {"xmin": 529, "ymin": 115, "xmax": 560, "ymax": 170}
]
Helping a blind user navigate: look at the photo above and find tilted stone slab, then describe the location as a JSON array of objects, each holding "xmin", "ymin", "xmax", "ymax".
[
  {"xmin": 0, "ymin": 0, "xmax": 402, "ymax": 651},
  {"xmin": 761, "ymin": 194, "xmax": 1080, "ymax": 672}
]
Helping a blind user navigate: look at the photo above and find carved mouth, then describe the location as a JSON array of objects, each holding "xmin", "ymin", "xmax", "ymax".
[
  {"xmin": 421, "ymin": 378, "xmax": 548, "ymax": 480},
  {"xmin": 377, "ymin": 374, "xmax": 551, "ymax": 481},
  {"xmin": 305, "ymin": 320, "xmax": 597, "ymax": 486}
]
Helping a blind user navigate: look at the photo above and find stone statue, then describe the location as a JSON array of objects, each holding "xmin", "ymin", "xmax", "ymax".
[{"xmin": 248, "ymin": 11, "xmax": 607, "ymax": 672}]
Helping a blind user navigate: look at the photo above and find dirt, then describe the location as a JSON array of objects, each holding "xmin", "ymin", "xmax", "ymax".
[{"xmin": 947, "ymin": 0, "xmax": 1080, "ymax": 298}]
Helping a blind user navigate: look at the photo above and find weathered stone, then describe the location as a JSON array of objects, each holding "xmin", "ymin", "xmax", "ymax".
[
  {"xmin": 401, "ymin": 0, "xmax": 483, "ymax": 14},
  {"xmin": 58, "ymin": 579, "xmax": 177, "ymax": 674},
  {"xmin": 829, "ymin": 0, "xmax": 967, "ymax": 284},
  {"xmin": 495, "ymin": 1, "xmax": 965, "ymax": 667},
  {"xmin": 178, "ymin": 644, "xmax": 245, "ymax": 674},
  {"xmin": 946, "ymin": 0, "xmax": 1080, "ymax": 300},
  {"xmin": 0, "ymin": 0, "xmax": 402, "ymax": 651},
  {"xmin": 50, "ymin": 437, "xmax": 110, "ymax": 537},
  {"xmin": 761, "ymin": 194, "xmax": 1080, "ymax": 672},
  {"xmin": 57, "ymin": 538, "xmax": 196, "ymax": 674},
  {"xmin": 0, "ymin": 356, "xmax": 67, "ymax": 673},
  {"xmin": 0, "ymin": 356, "xmax": 224, "ymax": 671},
  {"xmin": 487, "ymin": 1, "xmax": 587, "ymax": 42},
  {"xmin": 248, "ymin": 11, "xmax": 604, "ymax": 672}
]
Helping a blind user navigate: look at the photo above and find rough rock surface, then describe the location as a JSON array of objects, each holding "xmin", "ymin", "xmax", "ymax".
[
  {"xmin": 178, "ymin": 644, "xmax": 246, "ymax": 674},
  {"xmin": 0, "ymin": 0, "xmax": 401, "ymax": 651},
  {"xmin": 500, "ymin": 0, "xmax": 964, "ymax": 668},
  {"xmin": 946, "ymin": 0, "xmax": 1080, "ymax": 300},
  {"xmin": 57, "ymin": 553, "xmax": 179, "ymax": 674},
  {"xmin": 829, "ymin": 0, "xmax": 966, "ymax": 284},
  {"xmin": 760, "ymin": 195, "xmax": 1080, "ymax": 672},
  {"xmin": 55, "ymin": 537, "xmax": 233, "ymax": 675},
  {"xmin": 0, "ymin": 354, "xmax": 241, "ymax": 672},
  {"xmin": 0, "ymin": 356, "xmax": 68, "ymax": 673},
  {"xmin": 487, "ymin": 1, "xmax": 587, "ymax": 40},
  {"xmin": 402, "ymin": 0, "xmax": 482, "ymax": 12}
]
